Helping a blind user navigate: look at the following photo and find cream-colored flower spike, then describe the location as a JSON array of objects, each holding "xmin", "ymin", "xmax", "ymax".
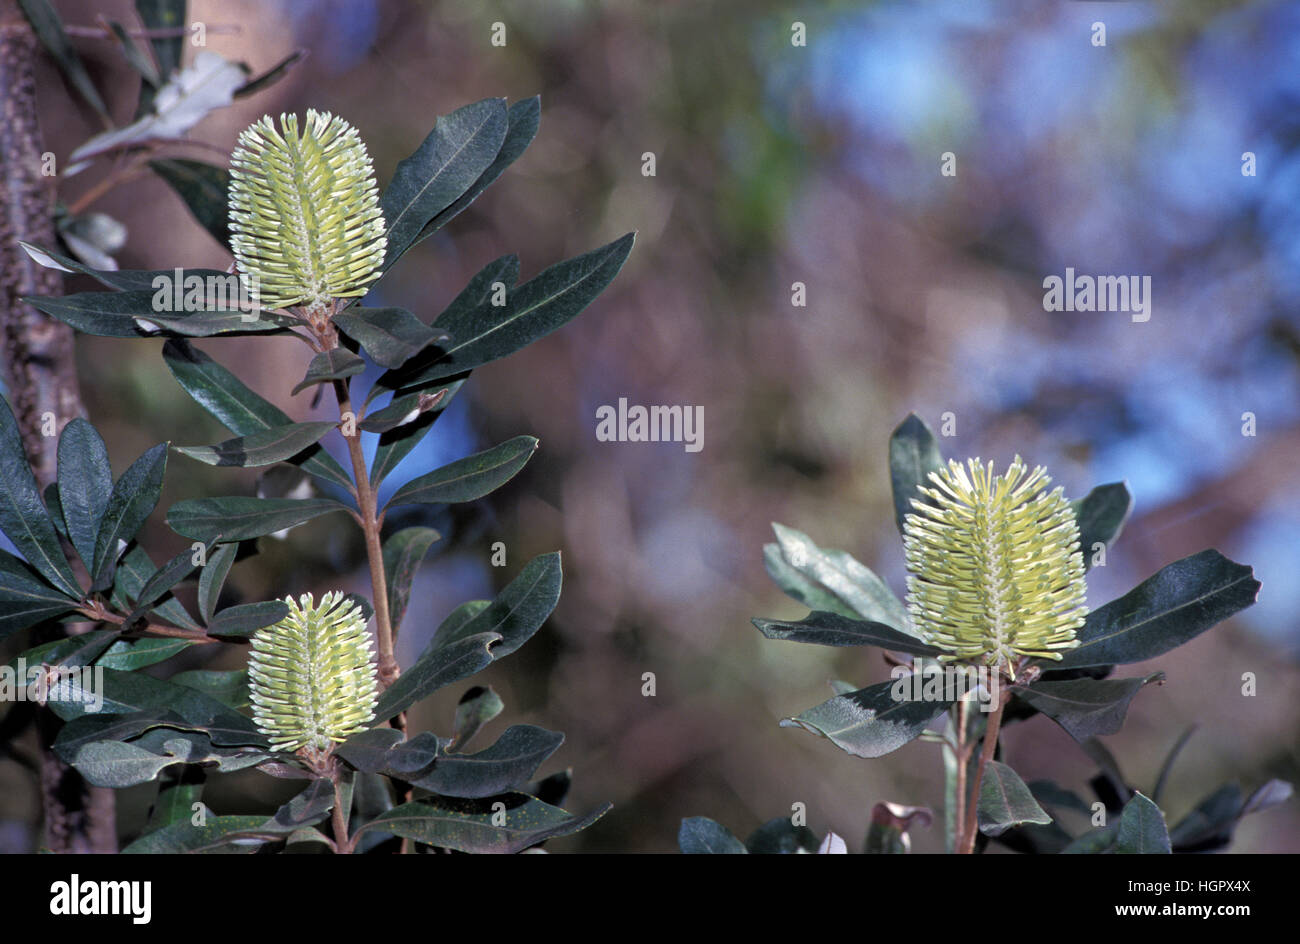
[
  {"xmin": 248, "ymin": 591, "xmax": 379, "ymax": 757},
  {"xmin": 902, "ymin": 457, "xmax": 1087, "ymax": 672},
  {"xmin": 228, "ymin": 110, "xmax": 387, "ymax": 314}
]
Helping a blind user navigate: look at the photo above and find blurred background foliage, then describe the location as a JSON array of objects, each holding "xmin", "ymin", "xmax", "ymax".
[{"xmin": 2, "ymin": 0, "xmax": 1297, "ymax": 852}]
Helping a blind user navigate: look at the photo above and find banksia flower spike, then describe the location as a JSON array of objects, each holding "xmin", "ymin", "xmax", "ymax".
[
  {"xmin": 902, "ymin": 457, "xmax": 1087, "ymax": 675},
  {"xmin": 228, "ymin": 110, "xmax": 387, "ymax": 315},
  {"xmin": 249, "ymin": 591, "xmax": 379, "ymax": 765}
]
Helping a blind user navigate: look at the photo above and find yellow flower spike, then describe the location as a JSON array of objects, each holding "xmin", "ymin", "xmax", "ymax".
[
  {"xmin": 248, "ymin": 591, "xmax": 379, "ymax": 759},
  {"xmin": 228, "ymin": 110, "xmax": 387, "ymax": 314},
  {"xmin": 902, "ymin": 456, "xmax": 1087, "ymax": 672}
]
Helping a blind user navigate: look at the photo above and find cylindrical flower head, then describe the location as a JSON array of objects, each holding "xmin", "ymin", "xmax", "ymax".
[
  {"xmin": 902, "ymin": 457, "xmax": 1087, "ymax": 670},
  {"xmin": 248, "ymin": 591, "xmax": 379, "ymax": 754},
  {"xmin": 228, "ymin": 110, "xmax": 387, "ymax": 313}
]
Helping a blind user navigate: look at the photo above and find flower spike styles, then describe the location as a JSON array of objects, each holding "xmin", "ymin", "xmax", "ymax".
[
  {"xmin": 902, "ymin": 456, "xmax": 1087, "ymax": 673},
  {"xmin": 248, "ymin": 591, "xmax": 379, "ymax": 763},
  {"xmin": 228, "ymin": 110, "xmax": 387, "ymax": 314}
]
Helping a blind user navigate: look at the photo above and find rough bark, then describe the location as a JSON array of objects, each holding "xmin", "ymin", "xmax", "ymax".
[{"xmin": 0, "ymin": 1, "xmax": 117, "ymax": 853}]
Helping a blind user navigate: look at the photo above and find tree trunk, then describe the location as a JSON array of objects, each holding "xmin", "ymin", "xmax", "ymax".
[{"xmin": 0, "ymin": 1, "xmax": 117, "ymax": 853}]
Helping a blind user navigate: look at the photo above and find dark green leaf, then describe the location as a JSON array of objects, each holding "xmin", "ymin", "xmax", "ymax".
[
  {"xmin": 779, "ymin": 678, "xmax": 949, "ymax": 759},
  {"xmin": 888, "ymin": 412, "xmax": 943, "ymax": 535},
  {"xmin": 1114, "ymin": 792, "xmax": 1171, "ymax": 854},
  {"xmin": 149, "ymin": 159, "xmax": 229, "ymax": 247},
  {"xmin": 432, "ymin": 552, "xmax": 561, "ymax": 660},
  {"xmin": 333, "ymin": 307, "xmax": 449, "ymax": 369},
  {"xmin": 292, "ymin": 349, "xmax": 364, "ymax": 395},
  {"xmin": 24, "ymin": 290, "xmax": 286, "ymax": 338},
  {"xmin": 90, "ymin": 443, "xmax": 167, "ymax": 592},
  {"xmin": 174, "ymin": 420, "xmax": 336, "ymax": 468},
  {"xmin": 10, "ymin": 629, "xmax": 114, "ymax": 671},
  {"xmin": 0, "ymin": 396, "xmax": 80, "ymax": 597},
  {"xmin": 0, "ymin": 549, "xmax": 78, "ymax": 641},
  {"xmin": 207, "ymin": 600, "xmax": 288, "ymax": 638},
  {"xmin": 110, "ymin": 543, "xmax": 202, "ymax": 631},
  {"xmin": 765, "ymin": 522, "xmax": 908, "ymax": 630},
  {"xmin": 449, "ymin": 685, "xmax": 504, "ymax": 751},
  {"xmin": 108, "ymin": 20, "xmax": 160, "ymax": 86},
  {"xmin": 373, "ymin": 632, "xmax": 500, "ymax": 722},
  {"xmin": 197, "ymin": 541, "xmax": 236, "ymax": 623},
  {"xmin": 57, "ymin": 418, "xmax": 113, "ymax": 572},
  {"xmin": 369, "ymin": 382, "xmax": 463, "ymax": 487},
  {"xmin": 390, "ymin": 235, "xmax": 635, "ymax": 383},
  {"xmin": 746, "ymin": 817, "xmax": 820, "ymax": 854},
  {"xmin": 48, "ymin": 672, "xmax": 266, "ymax": 742},
  {"xmin": 357, "ymin": 793, "xmax": 610, "ymax": 854},
  {"xmin": 1061, "ymin": 825, "xmax": 1117, "ymax": 854},
  {"xmin": 679, "ymin": 817, "xmax": 747, "ymax": 854},
  {"xmin": 167, "ymin": 496, "xmax": 348, "ymax": 544},
  {"xmin": 163, "ymin": 339, "xmax": 353, "ymax": 492},
  {"xmin": 146, "ymin": 766, "xmax": 205, "ymax": 833},
  {"xmin": 978, "ymin": 761, "xmax": 1052, "ymax": 837},
  {"xmin": 19, "ymin": 243, "xmax": 230, "ymax": 292},
  {"xmin": 381, "ymin": 98, "xmax": 509, "ymax": 271},
  {"xmin": 416, "ymin": 97, "xmax": 541, "ymax": 245},
  {"xmin": 18, "ymin": 0, "xmax": 111, "ymax": 120},
  {"xmin": 386, "ymin": 436, "xmax": 537, "ymax": 510},
  {"xmin": 171, "ymin": 668, "xmax": 249, "ymax": 710},
  {"xmin": 415, "ymin": 725, "xmax": 564, "ymax": 799},
  {"xmin": 383, "ymin": 526, "xmax": 439, "ymax": 633},
  {"xmin": 233, "ymin": 48, "xmax": 306, "ymax": 98},
  {"xmin": 64, "ymin": 737, "xmax": 196, "ymax": 787},
  {"xmin": 370, "ymin": 256, "xmax": 518, "ymax": 404},
  {"xmin": 121, "ymin": 815, "xmax": 281, "ymax": 854},
  {"xmin": 98, "ymin": 637, "xmax": 191, "ymax": 671},
  {"xmin": 1072, "ymin": 482, "xmax": 1133, "ymax": 571},
  {"xmin": 1016, "ymin": 673, "xmax": 1164, "ymax": 742},
  {"xmin": 754, "ymin": 610, "xmax": 941, "ymax": 657},
  {"xmin": 268, "ymin": 779, "xmax": 335, "ymax": 831},
  {"xmin": 359, "ymin": 388, "xmax": 448, "ymax": 435},
  {"xmin": 1054, "ymin": 550, "xmax": 1260, "ymax": 669},
  {"xmin": 126, "ymin": 548, "xmax": 197, "ymax": 617},
  {"xmin": 134, "ymin": 0, "xmax": 185, "ymax": 80}
]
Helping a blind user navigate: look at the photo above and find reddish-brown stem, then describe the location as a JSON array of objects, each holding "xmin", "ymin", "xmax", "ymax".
[{"xmin": 958, "ymin": 681, "xmax": 1010, "ymax": 855}]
